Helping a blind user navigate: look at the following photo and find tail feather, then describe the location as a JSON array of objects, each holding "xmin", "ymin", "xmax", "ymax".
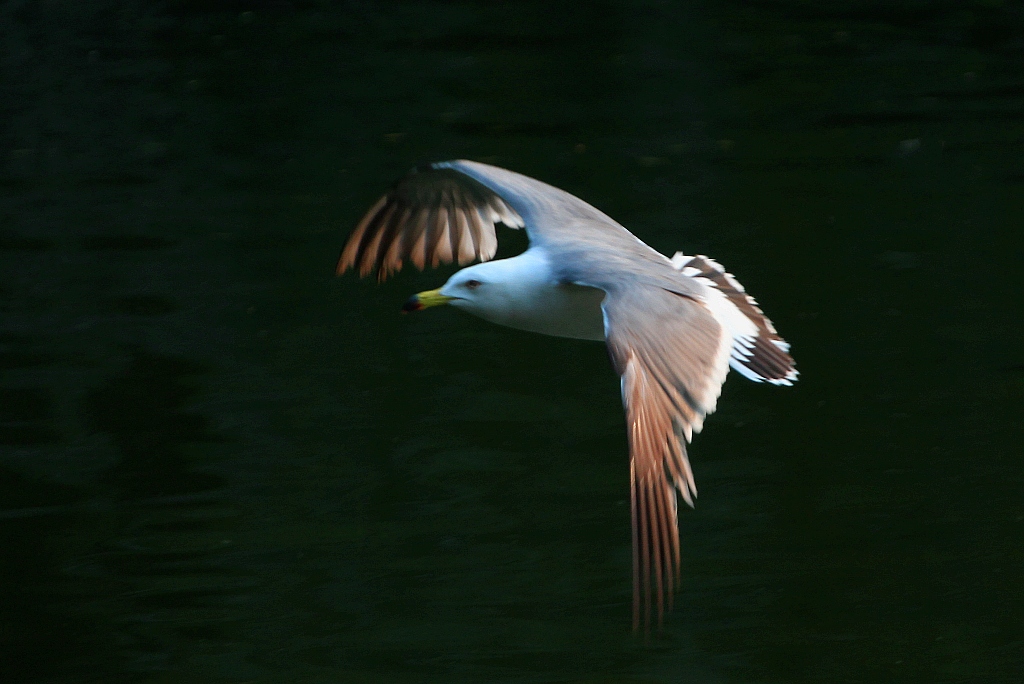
[{"xmin": 671, "ymin": 252, "xmax": 798, "ymax": 386}]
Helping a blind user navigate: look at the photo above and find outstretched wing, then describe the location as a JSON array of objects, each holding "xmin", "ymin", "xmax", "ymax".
[
  {"xmin": 338, "ymin": 160, "xmax": 646, "ymax": 281},
  {"xmin": 602, "ymin": 284, "xmax": 733, "ymax": 631},
  {"xmin": 337, "ymin": 165, "xmax": 525, "ymax": 281}
]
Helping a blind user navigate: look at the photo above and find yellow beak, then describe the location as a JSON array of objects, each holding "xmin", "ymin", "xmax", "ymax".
[{"xmin": 401, "ymin": 288, "xmax": 454, "ymax": 313}]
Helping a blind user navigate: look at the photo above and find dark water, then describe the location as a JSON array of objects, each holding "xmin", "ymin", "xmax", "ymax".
[{"xmin": 2, "ymin": 2, "xmax": 1022, "ymax": 682}]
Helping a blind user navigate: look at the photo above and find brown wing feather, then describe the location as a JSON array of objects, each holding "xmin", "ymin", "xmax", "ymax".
[
  {"xmin": 357, "ymin": 202, "xmax": 399, "ymax": 278},
  {"xmin": 337, "ymin": 166, "xmax": 523, "ymax": 281},
  {"xmin": 452, "ymin": 199, "xmax": 476, "ymax": 265},
  {"xmin": 429, "ymin": 204, "xmax": 451, "ymax": 267},
  {"xmin": 604, "ymin": 286, "xmax": 732, "ymax": 632}
]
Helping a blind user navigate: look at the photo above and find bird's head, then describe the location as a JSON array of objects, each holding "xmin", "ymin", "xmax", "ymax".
[{"xmin": 401, "ymin": 262, "xmax": 502, "ymax": 315}]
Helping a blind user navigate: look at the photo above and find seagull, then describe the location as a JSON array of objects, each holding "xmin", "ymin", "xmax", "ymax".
[{"xmin": 337, "ymin": 160, "xmax": 797, "ymax": 630}]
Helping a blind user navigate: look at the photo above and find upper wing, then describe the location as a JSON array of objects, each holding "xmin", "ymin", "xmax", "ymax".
[
  {"xmin": 337, "ymin": 165, "xmax": 524, "ymax": 281},
  {"xmin": 602, "ymin": 284, "xmax": 733, "ymax": 631},
  {"xmin": 338, "ymin": 160, "xmax": 644, "ymax": 281}
]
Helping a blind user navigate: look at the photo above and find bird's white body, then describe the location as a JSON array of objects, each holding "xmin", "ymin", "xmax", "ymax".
[{"xmin": 437, "ymin": 247, "xmax": 782, "ymax": 388}]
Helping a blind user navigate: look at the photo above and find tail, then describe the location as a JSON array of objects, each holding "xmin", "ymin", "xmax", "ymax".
[{"xmin": 671, "ymin": 252, "xmax": 798, "ymax": 386}]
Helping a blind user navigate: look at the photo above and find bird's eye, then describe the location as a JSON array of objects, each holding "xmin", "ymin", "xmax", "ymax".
[{"xmin": 465, "ymin": 279, "xmax": 482, "ymax": 289}]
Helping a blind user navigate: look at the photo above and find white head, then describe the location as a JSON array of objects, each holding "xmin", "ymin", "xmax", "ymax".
[{"xmin": 401, "ymin": 252, "xmax": 551, "ymax": 326}]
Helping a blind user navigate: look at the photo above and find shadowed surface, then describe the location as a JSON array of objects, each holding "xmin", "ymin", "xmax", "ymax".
[{"xmin": 1, "ymin": 1, "xmax": 1022, "ymax": 683}]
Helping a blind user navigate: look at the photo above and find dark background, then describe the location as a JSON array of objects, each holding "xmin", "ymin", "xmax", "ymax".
[{"xmin": 2, "ymin": 1, "xmax": 1022, "ymax": 682}]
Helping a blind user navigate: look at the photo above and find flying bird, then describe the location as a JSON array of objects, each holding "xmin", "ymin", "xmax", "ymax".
[{"xmin": 337, "ymin": 160, "xmax": 797, "ymax": 630}]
